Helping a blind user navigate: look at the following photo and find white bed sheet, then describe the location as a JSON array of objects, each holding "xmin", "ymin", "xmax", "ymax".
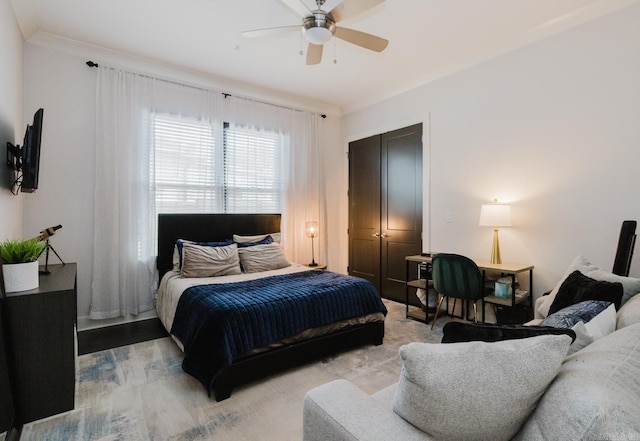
[{"xmin": 156, "ymin": 263, "xmax": 312, "ymax": 338}]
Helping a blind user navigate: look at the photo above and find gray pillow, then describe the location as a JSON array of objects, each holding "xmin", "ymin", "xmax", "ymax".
[
  {"xmin": 180, "ymin": 242, "xmax": 241, "ymax": 278},
  {"xmin": 238, "ymin": 242, "xmax": 291, "ymax": 273},
  {"xmin": 617, "ymin": 292, "xmax": 640, "ymax": 329},
  {"xmin": 393, "ymin": 335, "xmax": 572, "ymax": 441},
  {"xmin": 514, "ymin": 323, "xmax": 640, "ymax": 440}
]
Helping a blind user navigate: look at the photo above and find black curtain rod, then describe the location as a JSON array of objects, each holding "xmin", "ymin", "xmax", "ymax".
[{"xmin": 85, "ymin": 60, "xmax": 327, "ymax": 119}]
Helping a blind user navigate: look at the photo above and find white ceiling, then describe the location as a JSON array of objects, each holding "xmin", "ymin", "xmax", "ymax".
[{"xmin": 10, "ymin": 0, "xmax": 640, "ymax": 114}]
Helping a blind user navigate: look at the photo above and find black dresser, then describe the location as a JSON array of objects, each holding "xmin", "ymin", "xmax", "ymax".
[{"xmin": 0, "ymin": 263, "xmax": 77, "ymax": 435}]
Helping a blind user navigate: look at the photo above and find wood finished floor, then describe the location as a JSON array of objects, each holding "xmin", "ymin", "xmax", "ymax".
[{"xmin": 76, "ymin": 318, "xmax": 168, "ymax": 355}]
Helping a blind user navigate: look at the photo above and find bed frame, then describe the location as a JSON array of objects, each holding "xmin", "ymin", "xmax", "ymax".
[{"xmin": 157, "ymin": 213, "xmax": 385, "ymax": 401}]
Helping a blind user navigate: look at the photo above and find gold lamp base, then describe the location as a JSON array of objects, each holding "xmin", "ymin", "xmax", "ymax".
[{"xmin": 490, "ymin": 228, "xmax": 502, "ymax": 264}]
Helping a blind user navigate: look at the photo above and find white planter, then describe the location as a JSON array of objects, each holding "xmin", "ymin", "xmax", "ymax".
[{"xmin": 2, "ymin": 261, "xmax": 39, "ymax": 293}]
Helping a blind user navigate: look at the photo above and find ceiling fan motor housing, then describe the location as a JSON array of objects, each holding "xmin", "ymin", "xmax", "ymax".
[{"xmin": 303, "ymin": 12, "xmax": 336, "ymax": 45}]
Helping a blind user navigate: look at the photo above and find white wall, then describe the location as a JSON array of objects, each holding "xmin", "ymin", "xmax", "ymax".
[
  {"xmin": 0, "ymin": 0, "xmax": 24, "ymax": 242},
  {"xmin": 22, "ymin": 37, "xmax": 342, "ymax": 319},
  {"xmin": 342, "ymin": 3, "xmax": 640, "ymax": 300},
  {"xmin": 23, "ymin": 43, "xmax": 96, "ymax": 316}
]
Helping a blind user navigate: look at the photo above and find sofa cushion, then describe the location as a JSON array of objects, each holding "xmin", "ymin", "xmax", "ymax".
[
  {"xmin": 547, "ymin": 270, "xmax": 622, "ymax": 315},
  {"xmin": 441, "ymin": 321, "xmax": 576, "ymax": 343},
  {"xmin": 514, "ymin": 323, "xmax": 640, "ymax": 440},
  {"xmin": 393, "ymin": 335, "xmax": 571, "ymax": 441},
  {"xmin": 304, "ymin": 379, "xmax": 428, "ymax": 441},
  {"xmin": 617, "ymin": 292, "xmax": 640, "ymax": 330}
]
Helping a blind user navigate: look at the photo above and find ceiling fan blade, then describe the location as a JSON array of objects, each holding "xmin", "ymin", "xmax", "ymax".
[
  {"xmin": 306, "ymin": 43, "xmax": 323, "ymax": 65},
  {"xmin": 329, "ymin": 0, "xmax": 384, "ymax": 23},
  {"xmin": 334, "ymin": 27, "xmax": 388, "ymax": 52},
  {"xmin": 278, "ymin": 0, "xmax": 312, "ymax": 17},
  {"xmin": 320, "ymin": 0, "xmax": 344, "ymax": 14},
  {"xmin": 242, "ymin": 25, "xmax": 301, "ymax": 39}
]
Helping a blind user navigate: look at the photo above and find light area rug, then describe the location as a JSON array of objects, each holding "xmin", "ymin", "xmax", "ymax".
[{"xmin": 18, "ymin": 300, "xmax": 446, "ymax": 441}]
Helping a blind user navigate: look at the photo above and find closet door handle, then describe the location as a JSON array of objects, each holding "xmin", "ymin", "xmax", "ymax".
[
  {"xmin": 380, "ymin": 233, "xmax": 390, "ymax": 238},
  {"xmin": 372, "ymin": 232, "xmax": 381, "ymax": 237}
]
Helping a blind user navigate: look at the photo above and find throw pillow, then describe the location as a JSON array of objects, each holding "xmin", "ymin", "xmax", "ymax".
[
  {"xmin": 233, "ymin": 232, "xmax": 281, "ymax": 244},
  {"xmin": 238, "ymin": 242, "xmax": 291, "ymax": 273},
  {"xmin": 541, "ymin": 300, "xmax": 612, "ymax": 328},
  {"xmin": 172, "ymin": 238, "xmax": 234, "ymax": 270},
  {"xmin": 235, "ymin": 235, "xmax": 274, "ymax": 247},
  {"xmin": 541, "ymin": 300, "xmax": 616, "ymax": 354},
  {"xmin": 538, "ymin": 255, "xmax": 640, "ymax": 317},
  {"xmin": 587, "ymin": 268, "xmax": 640, "ymax": 306},
  {"xmin": 617, "ymin": 292, "xmax": 640, "ymax": 330},
  {"xmin": 547, "ymin": 270, "xmax": 622, "ymax": 315},
  {"xmin": 393, "ymin": 335, "xmax": 572, "ymax": 441},
  {"xmin": 442, "ymin": 321, "xmax": 576, "ymax": 344},
  {"xmin": 538, "ymin": 255, "xmax": 598, "ymax": 317},
  {"xmin": 180, "ymin": 242, "xmax": 242, "ymax": 278}
]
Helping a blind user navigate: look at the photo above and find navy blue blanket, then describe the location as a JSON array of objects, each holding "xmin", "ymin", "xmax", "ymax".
[{"xmin": 170, "ymin": 270, "xmax": 387, "ymax": 394}]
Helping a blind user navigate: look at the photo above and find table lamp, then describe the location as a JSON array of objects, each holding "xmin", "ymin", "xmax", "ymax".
[
  {"xmin": 479, "ymin": 201, "xmax": 512, "ymax": 264},
  {"xmin": 306, "ymin": 221, "xmax": 318, "ymax": 267}
]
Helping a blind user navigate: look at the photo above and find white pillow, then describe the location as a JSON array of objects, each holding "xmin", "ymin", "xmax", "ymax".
[
  {"xmin": 233, "ymin": 232, "xmax": 281, "ymax": 244},
  {"xmin": 568, "ymin": 303, "xmax": 616, "ymax": 354},
  {"xmin": 617, "ymin": 292, "xmax": 640, "ymax": 330},
  {"xmin": 393, "ymin": 335, "xmax": 572, "ymax": 441},
  {"xmin": 538, "ymin": 255, "xmax": 640, "ymax": 317}
]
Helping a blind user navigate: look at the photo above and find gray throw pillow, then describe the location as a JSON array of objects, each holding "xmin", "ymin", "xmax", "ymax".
[
  {"xmin": 393, "ymin": 335, "xmax": 572, "ymax": 441},
  {"xmin": 180, "ymin": 242, "xmax": 241, "ymax": 278},
  {"xmin": 238, "ymin": 242, "xmax": 291, "ymax": 273}
]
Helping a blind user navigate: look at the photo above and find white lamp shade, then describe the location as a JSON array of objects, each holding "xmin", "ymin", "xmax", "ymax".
[{"xmin": 479, "ymin": 204, "xmax": 512, "ymax": 227}]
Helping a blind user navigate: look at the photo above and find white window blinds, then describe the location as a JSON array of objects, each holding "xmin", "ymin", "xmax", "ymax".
[
  {"xmin": 223, "ymin": 122, "xmax": 283, "ymax": 213},
  {"xmin": 152, "ymin": 113, "xmax": 283, "ymax": 214}
]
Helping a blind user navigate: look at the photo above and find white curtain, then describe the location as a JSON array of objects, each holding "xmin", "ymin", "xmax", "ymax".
[
  {"xmin": 224, "ymin": 96, "xmax": 326, "ymax": 264},
  {"xmin": 90, "ymin": 67, "xmax": 324, "ymax": 319}
]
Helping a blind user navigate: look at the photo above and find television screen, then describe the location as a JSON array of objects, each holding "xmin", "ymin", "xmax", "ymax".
[{"xmin": 20, "ymin": 108, "xmax": 43, "ymax": 193}]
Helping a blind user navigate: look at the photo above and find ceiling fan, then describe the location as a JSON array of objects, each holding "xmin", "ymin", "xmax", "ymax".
[{"xmin": 242, "ymin": 0, "xmax": 388, "ymax": 65}]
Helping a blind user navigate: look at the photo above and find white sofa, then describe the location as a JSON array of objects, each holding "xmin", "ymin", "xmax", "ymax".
[{"xmin": 304, "ymin": 286, "xmax": 640, "ymax": 440}]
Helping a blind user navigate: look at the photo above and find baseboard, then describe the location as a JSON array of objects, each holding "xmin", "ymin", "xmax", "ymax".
[{"xmin": 77, "ymin": 318, "xmax": 169, "ymax": 355}]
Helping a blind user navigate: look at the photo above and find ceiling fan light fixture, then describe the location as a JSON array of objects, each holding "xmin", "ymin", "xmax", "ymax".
[
  {"xmin": 305, "ymin": 26, "xmax": 333, "ymax": 44},
  {"xmin": 303, "ymin": 13, "xmax": 336, "ymax": 45}
]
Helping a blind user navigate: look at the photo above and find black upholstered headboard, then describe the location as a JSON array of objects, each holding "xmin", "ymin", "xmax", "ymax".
[{"xmin": 157, "ymin": 213, "xmax": 281, "ymax": 279}]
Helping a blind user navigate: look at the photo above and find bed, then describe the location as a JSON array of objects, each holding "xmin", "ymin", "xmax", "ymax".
[{"xmin": 156, "ymin": 213, "xmax": 387, "ymax": 401}]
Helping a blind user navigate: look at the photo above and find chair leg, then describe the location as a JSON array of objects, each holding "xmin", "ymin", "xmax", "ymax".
[
  {"xmin": 473, "ymin": 302, "xmax": 478, "ymax": 323},
  {"xmin": 431, "ymin": 294, "xmax": 444, "ymax": 330}
]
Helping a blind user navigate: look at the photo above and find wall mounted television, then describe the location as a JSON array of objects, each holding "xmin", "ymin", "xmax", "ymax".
[{"xmin": 6, "ymin": 108, "xmax": 43, "ymax": 194}]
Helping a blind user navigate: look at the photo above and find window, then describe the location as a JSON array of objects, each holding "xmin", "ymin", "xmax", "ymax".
[{"xmin": 152, "ymin": 113, "xmax": 284, "ymax": 214}]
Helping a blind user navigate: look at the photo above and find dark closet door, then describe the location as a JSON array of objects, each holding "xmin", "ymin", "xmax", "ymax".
[
  {"xmin": 348, "ymin": 124, "xmax": 422, "ymax": 302},
  {"xmin": 348, "ymin": 135, "xmax": 382, "ymax": 291},
  {"xmin": 380, "ymin": 124, "xmax": 423, "ymax": 302}
]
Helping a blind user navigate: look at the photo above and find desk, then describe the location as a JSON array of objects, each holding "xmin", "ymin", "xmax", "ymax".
[{"xmin": 405, "ymin": 255, "xmax": 534, "ymax": 324}]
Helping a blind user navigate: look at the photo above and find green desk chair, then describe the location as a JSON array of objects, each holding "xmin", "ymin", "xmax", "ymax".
[{"xmin": 431, "ymin": 253, "xmax": 484, "ymax": 330}]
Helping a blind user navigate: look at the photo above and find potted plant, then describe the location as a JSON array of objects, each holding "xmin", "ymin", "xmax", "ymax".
[{"xmin": 0, "ymin": 238, "xmax": 46, "ymax": 292}]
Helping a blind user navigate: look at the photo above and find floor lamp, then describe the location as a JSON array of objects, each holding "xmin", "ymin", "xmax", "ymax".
[
  {"xmin": 479, "ymin": 201, "xmax": 512, "ymax": 264},
  {"xmin": 306, "ymin": 221, "xmax": 318, "ymax": 267}
]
